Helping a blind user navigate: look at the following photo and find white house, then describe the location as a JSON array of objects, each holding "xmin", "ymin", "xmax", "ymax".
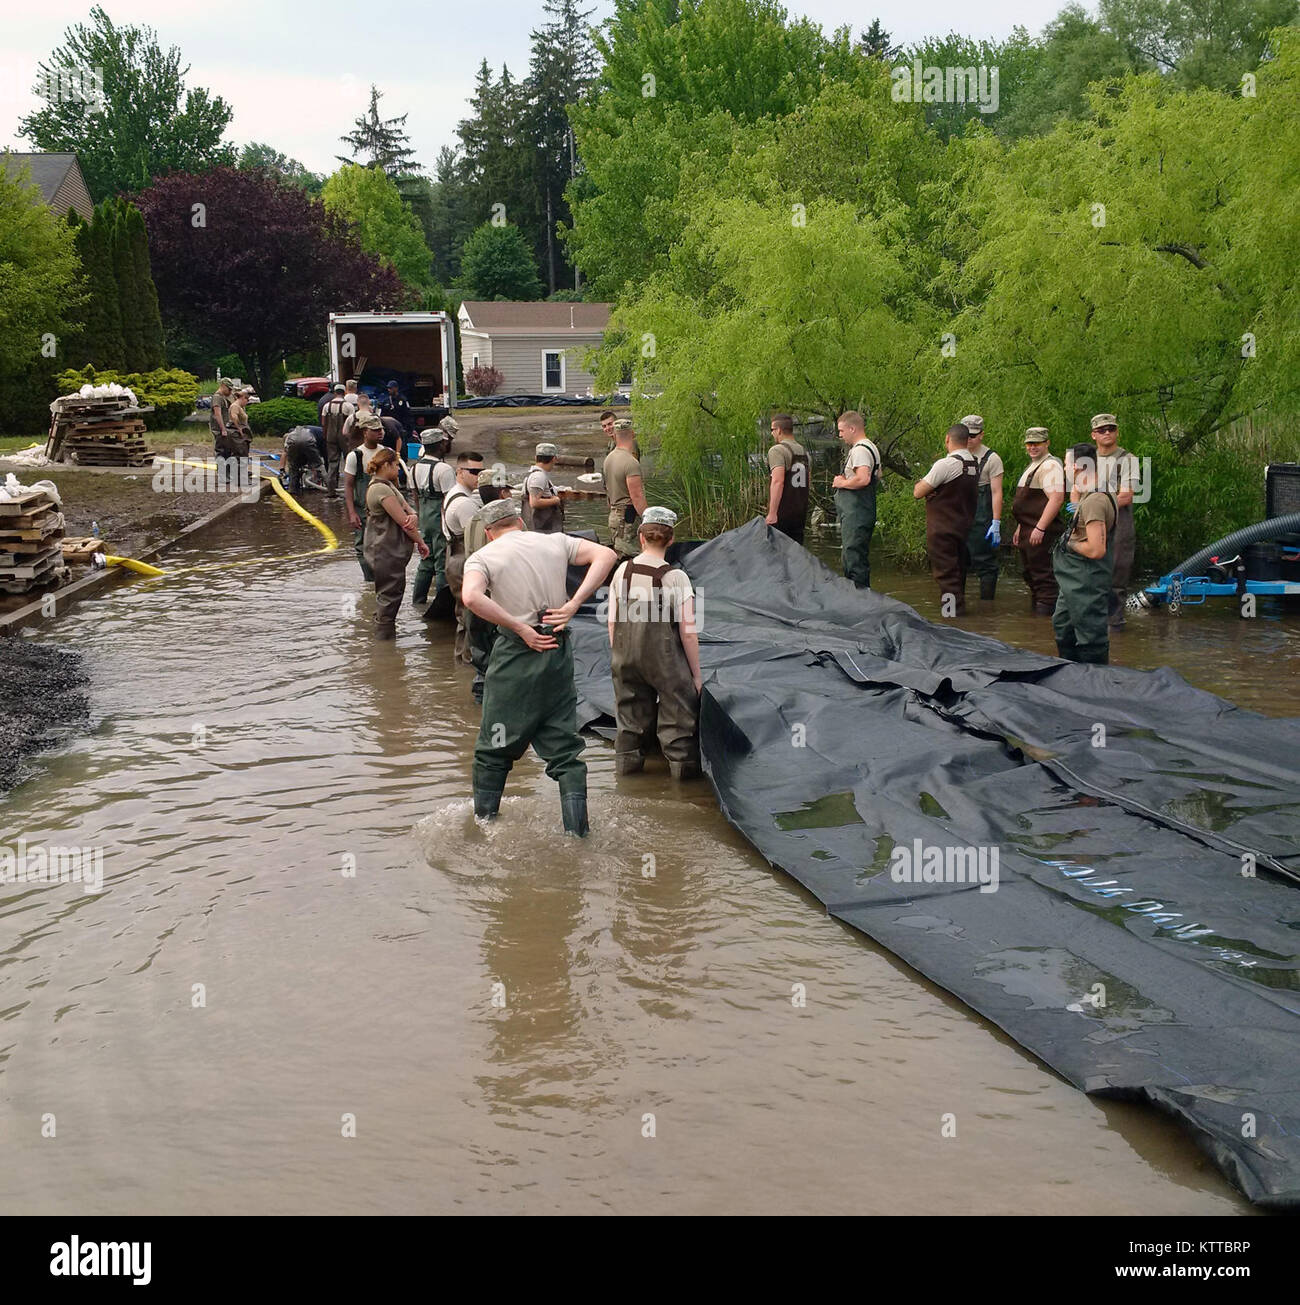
[{"xmin": 457, "ymin": 300, "xmax": 612, "ymax": 396}]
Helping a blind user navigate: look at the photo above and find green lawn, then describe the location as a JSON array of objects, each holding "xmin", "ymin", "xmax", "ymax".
[{"xmin": 0, "ymin": 434, "xmax": 44, "ymax": 454}]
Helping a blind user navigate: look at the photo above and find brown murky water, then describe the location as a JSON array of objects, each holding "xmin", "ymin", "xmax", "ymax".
[{"xmin": 3, "ymin": 493, "xmax": 1294, "ymax": 1214}]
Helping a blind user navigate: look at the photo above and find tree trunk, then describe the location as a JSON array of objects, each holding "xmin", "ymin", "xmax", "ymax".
[{"xmin": 546, "ymin": 186, "xmax": 556, "ymax": 296}]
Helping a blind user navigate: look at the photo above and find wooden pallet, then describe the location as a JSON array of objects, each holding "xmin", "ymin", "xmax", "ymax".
[
  {"xmin": 0, "ymin": 490, "xmax": 49, "ymax": 517},
  {"xmin": 61, "ymin": 536, "xmax": 105, "ymax": 562},
  {"xmin": 0, "ymin": 509, "xmax": 62, "ymax": 541},
  {"xmin": 0, "ymin": 546, "xmax": 62, "ymax": 578},
  {"xmin": 0, "ymin": 564, "xmax": 68, "ymax": 597}
]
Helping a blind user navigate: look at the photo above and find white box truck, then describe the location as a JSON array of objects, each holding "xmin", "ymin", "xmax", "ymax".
[{"xmin": 326, "ymin": 311, "xmax": 457, "ymax": 430}]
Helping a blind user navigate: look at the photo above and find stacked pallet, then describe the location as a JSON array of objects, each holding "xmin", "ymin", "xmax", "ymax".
[
  {"xmin": 47, "ymin": 394, "xmax": 154, "ymax": 467},
  {"xmin": 0, "ymin": 488, "xmax": 67, "ymax": 597}
]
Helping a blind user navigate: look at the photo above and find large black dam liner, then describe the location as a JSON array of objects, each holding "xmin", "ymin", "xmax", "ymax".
[{"xmin": 570, "ymin": 519, "xmax": 1300, "ymax": 1208}]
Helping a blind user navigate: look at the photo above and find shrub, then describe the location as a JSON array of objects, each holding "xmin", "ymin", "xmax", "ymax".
[
  {"xmin": 465, "ymin": 364, "xmax": 504, "ymax": 397},
  {"xmin": 246, "ymin": 396, "xmax": 321, "ymax": 436},
  {"xmin": 55, "ymin": 364, "xmax": 200, "ymax": 429}
]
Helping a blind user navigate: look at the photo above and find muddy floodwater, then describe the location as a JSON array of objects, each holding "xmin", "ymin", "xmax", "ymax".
[{"xmin": 3, "ymin": 491, "xmax": 1296, "ymax": 1215}]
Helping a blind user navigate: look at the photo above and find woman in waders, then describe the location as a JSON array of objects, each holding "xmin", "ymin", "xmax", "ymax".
[
  {"xmin": 1010, "ymin": 427, "xmax": 1066, "ymax": 614},
  {"xmin": 607, "ymin": 507, "xmax": 703, "ymax": 779},
  {"xmin": 1051, "ymin": 443, "xmax": 1116, "ymax": 664},
  {"xmin": 363, "ymin": 448, "xmax": 428, "ymax": 640}
]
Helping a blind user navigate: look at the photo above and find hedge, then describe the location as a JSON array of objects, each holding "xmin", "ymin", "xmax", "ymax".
[
  {"xmin": 56, "ymin": 364, "xmax": 199, "ymax": 430},
  {"xmin": 246, "ymin": 397, "xmax": 321, "ymax": 437}
]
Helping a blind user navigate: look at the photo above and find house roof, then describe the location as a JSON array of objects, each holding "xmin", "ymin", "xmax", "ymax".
[
  {"xmin": 1, "ymin": 152, "xmax": 82, "ymax": 204},
  {"xmin": 459, "ymin": 301, "xmax": 611, "ymax": 334}
]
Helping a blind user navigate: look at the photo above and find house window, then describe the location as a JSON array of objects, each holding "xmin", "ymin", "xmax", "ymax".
[
  {"xmin": 472, "ymin": 354, "xmax": 480, "ymax": 369},
  {"xmin": 543, "ymin": 350, "xmax": 565, "ymax": 392}
]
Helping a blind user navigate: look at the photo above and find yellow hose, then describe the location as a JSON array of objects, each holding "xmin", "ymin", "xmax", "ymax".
[
  {"xmin": 96, "ymin": 458, "xmax": 338, "ymax": 581},
  {"xmin": 265, "ymin": 472, "xmax": 339, "ymax": 549},
  {"xmin": 104, "ymin": 554, "xmax": 166, "ymax": 577}
]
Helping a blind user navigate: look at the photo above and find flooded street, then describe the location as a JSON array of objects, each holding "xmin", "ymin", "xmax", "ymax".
[{"xmin": 4, "ymin": 493, "xmax": 1293, "ymax": 1214}]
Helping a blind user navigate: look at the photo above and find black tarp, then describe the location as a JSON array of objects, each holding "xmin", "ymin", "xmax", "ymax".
[{"xmin": 570, "ymin": 519, "xmax": 1300, "ymax": 1208}]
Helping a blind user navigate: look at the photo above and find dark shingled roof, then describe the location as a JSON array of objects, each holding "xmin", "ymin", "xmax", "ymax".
[
  {"xmin": 1, "ymin": 152, "xmax": 79, "ymax": 204},
  {"xmin": 460, "ymin": 300, "xmax": 611, "ymax": 333}
]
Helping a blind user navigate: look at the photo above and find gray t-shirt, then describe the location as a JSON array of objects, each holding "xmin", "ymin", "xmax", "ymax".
[{"xmin": 464, "ymin": 529, "xmax": 582, "ymax": 626}]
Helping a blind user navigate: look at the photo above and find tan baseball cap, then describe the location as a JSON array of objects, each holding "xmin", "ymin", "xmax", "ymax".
[
  {"xmin": 1091, "ymin": 413, "xmax": 1118, "ymax": 430},
  {"xmin": 1024, "ymin": 427, "xmax": 1050, "ymax": 443},
  {"xmin": 960, "ymin": 414, "xmax": 984, "ymax": 434}
]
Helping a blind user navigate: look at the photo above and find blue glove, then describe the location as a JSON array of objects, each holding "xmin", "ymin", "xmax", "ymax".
[
  {"xmin": 985, "ymin": 519, "xmax": 1001, "ymax": 546},
  {"xmin": 1065, "ymin": 501, "xmax": 1078, "ymax": 516}
]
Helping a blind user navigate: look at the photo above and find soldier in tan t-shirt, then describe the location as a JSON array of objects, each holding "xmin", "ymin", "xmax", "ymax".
[
  {"xmin": 603, "ymin": 419, "xmax": 646, "ymax": 559},
  {"xmin": 1052, "ymin": 442, "xmax": 1118, "ymax": 665}
]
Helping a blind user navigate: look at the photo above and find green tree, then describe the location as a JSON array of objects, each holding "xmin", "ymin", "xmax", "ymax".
[
  {"xmin": 238, "ymin": 142, "xmax": 322, "ymax": 193},
  {"xmin": 0, "ymin": 163, "xmax": 85, "ymax": 427},
  {"xmin": 1100, "ymin": 0, "xmax": 1298, "ymax": 89},
  {"xmin": 458, "ymin": 221, "xmax": 544, "ymax": 300},
  {"xmin": 526, "ymin": 0, "xmax": 599, "ymax": 292},
  {"xmin": 337, "ymin": 85, "xmax": 421, "ymax": 175},
  {"xmin": 322, "ymin": 163, "xmax": 434, "ymax": 292},
  {"xmin": 128, "ymin": 204, "xmax": 166, "ymax": 368},
  {"xmin": 19, "ymin": 5, "xmax": 233, "ymax": 201},
  {"xmin": 859, "ymin": 18, "xmax": 900, "ymax": 59}
]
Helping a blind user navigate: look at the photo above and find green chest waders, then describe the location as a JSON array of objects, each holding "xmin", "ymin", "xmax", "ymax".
[
  {"xmin": 835, "ymin": 480, "xmax": 877, "ymax": 589},
  {"xmin": 1050, "ymin": 492, "xmax": 1116, "ymax": 664},
  {"xmin": 363, "ymin": 488, "xmax": 414, "ymax": 637},
  {"xmin": 412, "ymin": 457, "xmax": 447, "ymax": 603},
  {"xmin": 966, "ymin": 450, "xmax": 998, "ymax": 596},
  {"xmin": 351, "ymin": 459, "xmax": 373, "ymax": 581}
]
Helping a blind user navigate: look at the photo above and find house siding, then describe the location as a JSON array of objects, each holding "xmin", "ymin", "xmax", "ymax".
[
  {"xmin": 488, "ymin": 335, "xmax": 603, "ymax": 395},
  {"xmin": 51, "ymin": 170, "xmax": 93, "ymax": 221}
]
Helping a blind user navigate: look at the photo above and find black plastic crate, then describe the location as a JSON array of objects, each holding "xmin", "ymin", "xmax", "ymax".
[{"xmin": 1266, "ymin": 462, "xmax": 1300, "ymax": 518}]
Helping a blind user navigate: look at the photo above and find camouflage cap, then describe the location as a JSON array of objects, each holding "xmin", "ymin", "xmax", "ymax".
[
  {"xmin": 535, "ymin": 442, "xmax": 559, "ymax": 458},
  {"xmin": 438, "ymin": 416, "xmax": 460, "ymax": 437},
  {"xmin": 960, "ymin": 414, "xmax": 984, "ymax": 434},
  {"xmin": 332, "ymin": 382, "xmax": 345, "ymax": 392},
  {"xmin": 613, "ymin": 418, "xmax": 634, "ymax": 431},
  {"xmin": 641, "ymin": 506, "xmax": 678, "ymax": 528},
  {"xmin": 357, "ymin": 413, "xmax": 383, "ymax": 431},
  {"xmin": 1091, "ymin": 413, "xmax": 1118, "ymax": 430},
  {"xmin": 1024, "ymin": 426, "xmax": 1050, "ymax": 443},
  {"xmin": 420, "ymin": 427, "xmax": 450, "ymax": 446},
  {"xmin": 476, "ymin": 469, "xmax": 500, "ymax": 488},
  {"xmin": 478, "ymin": 497, "xmax": 521, "ymax": 528}
]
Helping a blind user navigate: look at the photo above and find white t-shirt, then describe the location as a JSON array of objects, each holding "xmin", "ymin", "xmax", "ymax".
[
  {"xmin": 464, "ymin": 529, "xmax": 582, "ymax": 626},
  {"xmin": 442, "ymin": 486, "xmax": 481, "ymax": 540},
  {"xmin": 610, "ymin": 553, "xmax": 696, "ymax": 630},
  {"xmin": 1017, "ymin": 454, "xmax": 1065, "ymax": 493},
  {"xmin": 970, "ymin": 445, "xmax": 1004, "ymax": 485},
  {"xmin": 843, "ymin": 438, "xmax": 880, "ymax": 480},
  {"xmin": 414, "ymin": 457, "xmax": 456, "ymax": 495},
  {"xmin": 343, "ymin": 443, "xmax": 386, "ymax": 477},
  {"xmin": 923, "ymin": 450, "xmax": 977, "ymax": 487},
  {"xmin": 525, "ymin": 465, "xmax": 556, "ymax": 501}
]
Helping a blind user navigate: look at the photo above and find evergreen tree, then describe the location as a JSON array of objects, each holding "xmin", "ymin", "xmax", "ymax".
[
  {"xmin": 526, "ymin": 0, "xmax": 598, "ymax": 292},
  {"xmin": 858, "ymin": 19, "xmax": 900, "ymax": 60},
  {"xmin": 338, "ymin": 85, "xmax": 421, "ymax": 175},
  {"xmin": 108, "ymin": 199, "xmax": 146, "ymax": 371},
  {"xmin": 129, "ymin": 204, "xmax": 165, "ymax": 367},
  {"xmin": 87, "ymin": 203, "xmax": 125, "ymax": 368}
]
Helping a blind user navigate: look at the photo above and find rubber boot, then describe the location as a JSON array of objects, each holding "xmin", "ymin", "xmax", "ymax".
[
  {"xmin": 1033, "ymin": 601, "xmax": 1055, "ymax": 616},
  {"xmin": 471, "ymin": 673, "xmax": 485, "ymax": 705},
  {"xmin": 979, "ymin": 574, "xmax": 998, "ymax": 600},
  {"xmin": 561, "ymin": 791, "xmax": 589, "ymax": 838},
  {"xmin": 669, "ymin": 759, "xmax": 701, "ymax": 781},
  {"xmin": 375, "ymin": 622, "xmax": 396, "ymax": 641},
  {"xmin": 473, "ymin": 788, "xmax": 502, "ymax": 820},
  {"xmin": 614, "ymin": 751, "xmax": 644, "ymax": 775}
]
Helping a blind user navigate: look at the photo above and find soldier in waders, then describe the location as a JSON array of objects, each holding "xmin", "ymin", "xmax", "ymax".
[
  {"xmin": 1052, "ymin": 443, "xmax": 1117, "ymax": 664},
  {"xmin": 343, "ymin": 414, "xmax": 388, "ymax": 581},
  {"xmin": 464, "ymin": 470, "xmax": 514, "ymax": 705},
  {"xmin": 461, "ymin": 498, "xmax": 616, "ymax": 836},
  {"xmin": 960, "ymin": 415, "xmax": 1004, "ymax": 600},
  {"xmin": 283, "ymin": 426, "xmax": 326, "ymax": 495},
  {"xmin": 411, "ymin": 428, "xmax": 455, "ymax": 605},
  {"xmin": 522, "ymin": 442, "xmax": 566, "ymax": 533},
  {"xmin": 832, "ymin": 410, "xmax": 881, "ymax": 586},
  {"xmin": 608, "ymin": 506, "xmax": 703, "ymax": 779},
  {"xmin": 321, "ymin": 383, "xmax": 351, "ymax": 496},
  {"xmin": 363, "ymin": 448, "xmax": 429, "ymax": 640},
  {"xmin": 765, "ymin": 414, "xmax": 811, "ymax": 544},
  {"xmin": 1087, "ymin": 413, "xmax": 1139, "ymax": 630},
  {"xmin": 209, "ymin": 378, "xmax": 236, "ymax": 462},
  {"xmin": 1011, "ymin": 428, "xmax": 1066, "ymax": 614},
  {"xmin": 443, "ymin": 452, "xmax": 486, "ymax": 665},
  {"xmin": 914, "ymin": 424, "xmax": 979, "ymax": 616},
  {"xmin": 604, "ymin": 419, "xmax": 646, "ymax": 560}
]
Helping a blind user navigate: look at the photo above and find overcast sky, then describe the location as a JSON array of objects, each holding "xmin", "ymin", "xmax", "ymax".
[{"xmin": 0, "ymin": 0, "xmax": 1069, "ymax": 176}]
